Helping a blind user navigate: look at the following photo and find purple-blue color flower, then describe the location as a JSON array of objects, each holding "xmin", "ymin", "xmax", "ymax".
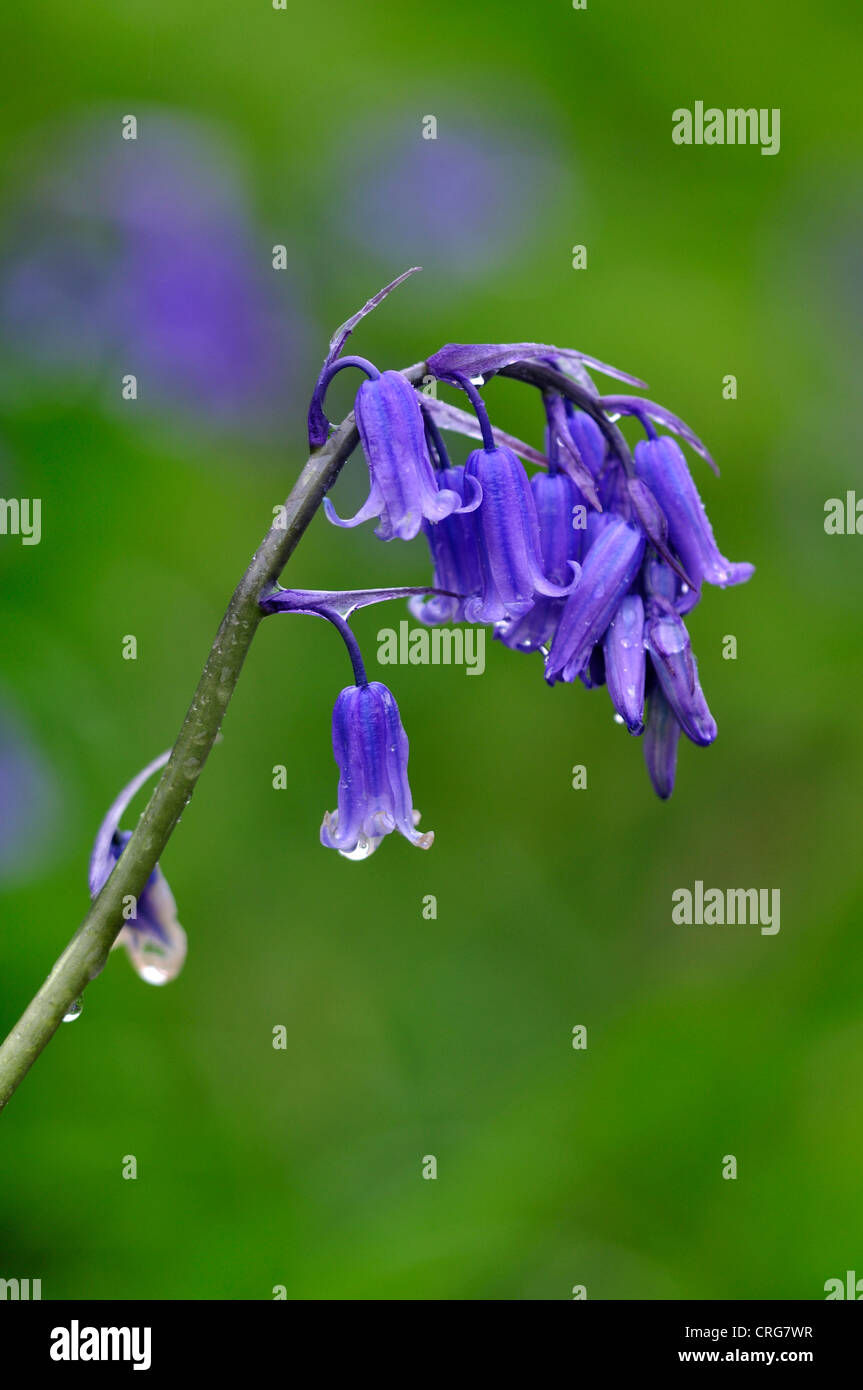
[
  {"xmin": 565, "ymin": 404, "xmax": 606, "ymax": 479},
  {"xmin": 409, "ymin": 466, "xmax": 483, "ymax": 625},
  {"xmin": 89, "ymin": 752, "xmax": 187, "ymax": 984},
  {"xmin": 324, "ymin": 370, "xmax": 477, "ymax": 542},
  {"xmin": 645, "ymin": 599, "xmax": 717, "ymax": 746},
  {"xmin": 338, "ymin": 123, "xmax": 562, "ymax": 277},
  {"xmin": 543, "ymin": 392, "xmax": 601, "ymax": 509},
  {"xmin": 0, "ymin": 112, "xmax": 308, "ymax": 437},
  {"xmin": 496, "ymin": 468, "xmax": 582, "ymax": 651},
  {"xmin": 545, "ymin": 514, "xmax": 645, "ymax": 684},
  {"xmin": 462, "ymin": 445, "xmax": 579, "ymax": 624},
  {"xmin": 634, "ymin": 436, "xmax": 754, "ymax": 589},
  {"xmin": 603, "ymin": 594, "xmax": 646, "ymax": 733},
  {"xmin": 0, "ymin": 701, "xmax": 61, "ymax": 882},
  {"xmin": 321, "ymin": 682, "xmax": 433, "ymax": 859},
  {"xmin": 643, "ymin": 552, "xmax": 700, "ymax": 616},
  {"xmin": 643, "ymin": 685, "xmax": 681, "ymax": 800}
]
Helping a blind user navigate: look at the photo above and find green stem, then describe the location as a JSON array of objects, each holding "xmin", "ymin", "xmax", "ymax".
[{"xmin": 0, "ymin": 363, "xmax": 427, "ymax": 1114}]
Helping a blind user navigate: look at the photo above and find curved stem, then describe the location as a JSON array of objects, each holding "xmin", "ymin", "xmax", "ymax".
[
  {"xmin": 319, "ymin": 610, "xmax": 368, "ymax": 686},
  {"xmin": 452, "ymin": 374, "xmax": 496, "ymax": 452},
  {"xmin": 421, "ymin": 404, "xmax": 451, "ymax": 471},
  {"xmin": 0, "ymin": 361, "xmax": 427, "ymax": 1114}
]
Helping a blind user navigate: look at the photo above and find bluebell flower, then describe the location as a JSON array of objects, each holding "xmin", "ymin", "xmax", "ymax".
[
  {"xmin": 644, "ymin": 598, "xmax": 717, "ymax": 746},
  {"xmin": 89, "ymin": 752, "xmax": 187, "ymax": 984},
  {"xmin": 643, "ymin": 551, "xmax": 700, "ymax": 616},
  {"xmin": 543, "ymin": 392, "xmax": 602, "ymax": 508},
  {"xmin": 324, "ymin": 368, "xmax": 477, "ymax": 542},
  {"xmin": 462, "ymin": 444, "xmax": 579, "ymax": 624},
  {"xmin": 496, "ymin": 467, "xmax": 583, "ymax": 651},
  {"xmin": 321, "ymin": 681, "xmax": 433, "ymax": 859},
  {"xmin": 634, "ymin": 436, "xmax": 755, "ymax": 590},
  {"xmin": 643, "ymin": 684, "xmax": 682, "ymax": 800},
  {"xmin": 409, "ymin": 466, "xmax": 483, "ymax": 625},
  {"xmin": 603, "ymin": 593, "xmax": 646, "ymax": 733},
  {"xmin": 545, "ymin": 514, "xmax": 645, "ymax": 684},
  {"xmin": 565, "ymin": 402, "xmax": 606, "ymax": 479}
]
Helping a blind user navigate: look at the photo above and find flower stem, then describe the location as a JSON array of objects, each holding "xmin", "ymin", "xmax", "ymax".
[
  {"xmin": 0, "ymin": 362, "xmax": 427, "ymax": 1114},
  {"xmin": 320, "ymin": 610, "xmax": 368, "ymax": 687}
]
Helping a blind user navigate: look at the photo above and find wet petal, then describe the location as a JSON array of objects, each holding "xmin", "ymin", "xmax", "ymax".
[
  {"xmin": 546, "ymin": 515, "xmax": 645, "ymax": 684},
  {"xmin": 644, "ymin": 685, "xmax": 681, "ymax": 799},
  {"xmin": 320, "ymin": 682, "xmax": 433, "ymax": 857},
  {"xmin": 464, "ymin": 445, "xmax": 579, "ymax": 625},
  {"xmin": 634, "ymin": 436, "xmax": 754, "ymax": 589},
  {"xmin": 645, "ymin": 599, "xmax": 717, "ymax": 746},
  {"xmin": 604, "ymin": 594, "xmax": 646, "ymax": 733}
]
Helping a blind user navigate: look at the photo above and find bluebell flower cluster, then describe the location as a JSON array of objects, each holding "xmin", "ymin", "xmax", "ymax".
[
  {"xmin": 84, "ymin": 278, "xmax": 753, "ymax": 1003},
  {"xmin": 90, "ymin": 278, "xmax": 754, "ymax": 997},
  {"xmin": 268, "ymin": 275, "xmax": 753, "ymax": 858}
]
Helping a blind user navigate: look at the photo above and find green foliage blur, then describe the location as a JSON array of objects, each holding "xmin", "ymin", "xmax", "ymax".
[{"xmin": 1, "ymin": 0, "xmax": 862, "ymax": 1300}]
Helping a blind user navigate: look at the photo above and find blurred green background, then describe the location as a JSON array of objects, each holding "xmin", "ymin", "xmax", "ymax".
[{"xmin": 1, "ymin": 0, "xmax": 862, "ymax": 1300}]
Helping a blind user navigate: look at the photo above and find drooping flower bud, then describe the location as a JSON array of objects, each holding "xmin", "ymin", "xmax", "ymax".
[{"xmin": 88, "ymin": 752, "xmax": 187, "ymax": 985}]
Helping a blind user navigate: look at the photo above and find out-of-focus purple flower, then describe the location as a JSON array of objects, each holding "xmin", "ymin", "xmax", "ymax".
[
  {"xmin": 324, "ymin": 369, "xmax": 478, "ymax": 541},
  {"xmin": 463, "ymin": 444, "xmax": 579, "ymax": 624},
  {"xmin": 409, "ymin": 466, "xmax": 483, "ymax": 625},
  {"xmin": 634, "ymin": 436, "xmax": 755, "ymax": 589},
  {"xmin": 645, "ymin": 599, "xmax": 717, "ymax": 747},
  {"xmin": 89, "ymin": 751, "xmax": 186, "ymax": 984},
  {"xmin": 0, "ymin": 111, "xmax": 309, "ymax": 437},
  {"xmin": 338, "ymin": 123, "xmax": 562, "ymax": 276},
  {"xmin": 643, "ymin": 685, "xmax": 681, "ymax": 800},
  {"xmin": 496, "ymin": 467, "xmax": 582, "ymax": 651},
  {"xmin": 545, "ymin": 515, "xmax": 645, "ymax": 684},
  {"xmin": 321, "ymin": 682, "xmax": 433, "ymax": 859},
  {"xmin": 0, "ymin": 702, "xmax": 61, "ymax": 881},
  {"xmin": 603, "ymin": 594, "xmax": 646, "ymax": 734}
]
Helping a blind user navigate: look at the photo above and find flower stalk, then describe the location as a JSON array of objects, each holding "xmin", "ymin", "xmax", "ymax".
[{"xmin": 0, "ymin": 362, "xmax": 427, "ymax": 1114}]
